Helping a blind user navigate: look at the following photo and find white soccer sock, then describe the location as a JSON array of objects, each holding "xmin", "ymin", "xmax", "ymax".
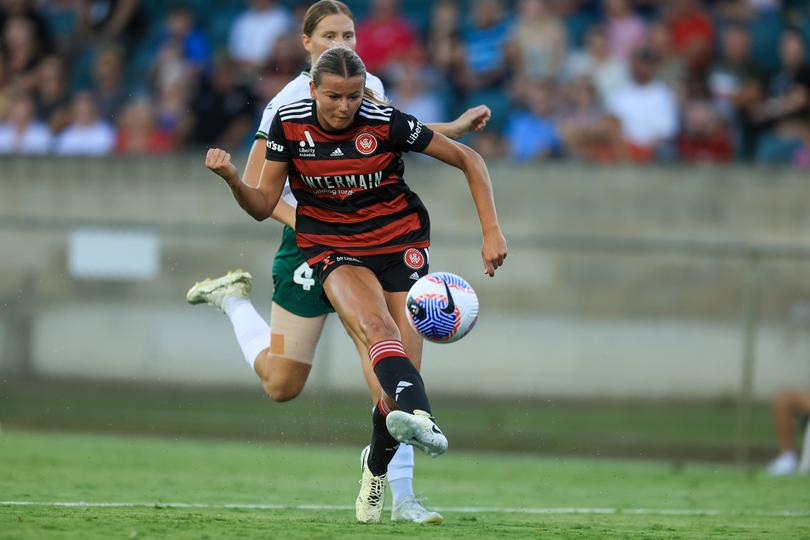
[
  {"xmin": 222, "ymin": 297, "xmax": 270, "ymax": 370},
  {"xmin": 387, "ymin": 443, "xmax": 415, "ymax": 505}
]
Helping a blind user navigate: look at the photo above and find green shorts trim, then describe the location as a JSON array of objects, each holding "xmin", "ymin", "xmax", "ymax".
[{"xmin": 272, "ymin": 225, "xmax": 334, "ymax": 317}]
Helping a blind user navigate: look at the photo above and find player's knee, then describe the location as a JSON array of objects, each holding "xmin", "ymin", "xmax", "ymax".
[
  {"xmin": 359, "ymin": 314, "xmax": 399, "ymax": 344},
  {"xmin": 259, "ymin": 363, "xmax": 306, "ymax": 403},
  {"xmin": 261, "ymin": 377, "xmax": 304, "ymax": 402}
]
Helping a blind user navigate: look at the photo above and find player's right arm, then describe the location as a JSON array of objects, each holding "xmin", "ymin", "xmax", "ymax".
[
  {"xmin": 244, "ymin": 83, "xmax": 302, "ymax": 228},
  {"xmin": 206, "ymin": 148, "xmax": 288, "ymax": 221},
  {"xmin": 243, "ymin": 139, "xmax": 296, "ymax": 227}
]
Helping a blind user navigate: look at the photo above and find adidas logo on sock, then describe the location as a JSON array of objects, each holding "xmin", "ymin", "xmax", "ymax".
[
  {"xmin": 409, "ymin": 272, "xmax": 419, "ymax": 280},
  {"xmin": 330, "ymin": 147, "xmax": 344, "ymax": 157}
]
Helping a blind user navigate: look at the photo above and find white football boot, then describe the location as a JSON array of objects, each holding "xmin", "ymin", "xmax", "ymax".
[
  {"xmin": 385, "ymin": 410, "xmax": 448, "ymax": 458},
  {"xmin": 356, "ymin": 446, "xmax": 387, "ymax": 523},
  {"xmin": 767, "ymin": 451, "xmax": 799, "ymax": 476},
  {"xmin": 391, "ymin": 496, "xmax": 444, "ymax": 524},
  {"xmin": 186, "ymin": 269, "xmax": 252, "ymax": 309}
]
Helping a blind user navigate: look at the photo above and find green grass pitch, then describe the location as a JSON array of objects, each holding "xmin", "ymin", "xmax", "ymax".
[{"xmin": 2, "ymin": 431, "xmax": 809, "ymax": 539}]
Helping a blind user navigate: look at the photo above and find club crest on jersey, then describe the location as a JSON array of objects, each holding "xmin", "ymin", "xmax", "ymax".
[
  {"xmin": 403, "ymin": 248, "xmax": 425, "ymax": 270},
  {"xmin": 355, "ymin": 132, "xmax": 378, "ymax": 155}
]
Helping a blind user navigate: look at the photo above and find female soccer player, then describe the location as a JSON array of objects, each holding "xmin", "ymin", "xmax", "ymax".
[
  {"xmin": 204, "ymin": 46, "xmax": 507, "ymax": 523},
  {"xmin": 187, "ymin": 0, "xmax": 490, "ymax": 524}
]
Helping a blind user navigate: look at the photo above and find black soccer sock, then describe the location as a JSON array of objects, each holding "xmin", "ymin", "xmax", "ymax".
[
  {"xmin": 366, "ymin": 399, "xmax": 399, "ymax": 476},
  {"xmin": 369, "ymin": 340, "xmax": 432, "ymax": 416}
]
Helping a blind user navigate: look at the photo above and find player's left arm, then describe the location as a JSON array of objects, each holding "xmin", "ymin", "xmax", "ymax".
[
  {"xmin": 425, "ymin": 105, "xmax": 492, "ymax": 140},
  {"xmin": 422, "ymin": 133, "xmax": 507, "ymax": 277}
]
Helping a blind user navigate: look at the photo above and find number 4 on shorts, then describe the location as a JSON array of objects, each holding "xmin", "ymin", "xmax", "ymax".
[{"xmin": 293, "ymin": 262, "xmax": 316, "ymax": 291}]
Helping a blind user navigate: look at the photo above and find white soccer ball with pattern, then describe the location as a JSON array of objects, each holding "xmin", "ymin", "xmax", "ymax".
[{"xmin": 405, "ymin": 272, "xmax": 479, "ymax": 343}]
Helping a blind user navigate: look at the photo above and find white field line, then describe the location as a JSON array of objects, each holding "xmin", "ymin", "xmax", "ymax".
[{"xmin": 1, "ymin": 501, "xmax": 809, "ymax": 517}]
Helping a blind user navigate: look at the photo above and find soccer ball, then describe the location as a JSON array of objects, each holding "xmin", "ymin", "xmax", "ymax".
[{"xmin": 405, "ymin": 272, "xmax": 479, "ymax": 343}]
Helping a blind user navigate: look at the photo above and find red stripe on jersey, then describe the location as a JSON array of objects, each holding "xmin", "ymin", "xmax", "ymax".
[
  {"xmin": 294, "ymin": 153, "xmax": 395, "ymax": 176},
  {"xmin": 298, "ymin": 194, "xmax": 408, "ymax": 223},
  {"xmin": 297, "ymin": 212, "xmax": 421, "ymax": 249},
  {"xmin": 305, "ymin": 240, "xmax": 431, "ymax": 266}
]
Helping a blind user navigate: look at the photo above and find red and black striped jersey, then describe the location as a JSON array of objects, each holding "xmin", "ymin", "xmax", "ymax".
[{"xmin": 265, "ymin": 98, "xmax": 435, "ymax": 265}]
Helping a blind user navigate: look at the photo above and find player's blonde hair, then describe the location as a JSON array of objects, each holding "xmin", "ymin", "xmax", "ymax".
[{"xmin": 310, "ymin": 46, "xmax": 389, "ymax": 106}]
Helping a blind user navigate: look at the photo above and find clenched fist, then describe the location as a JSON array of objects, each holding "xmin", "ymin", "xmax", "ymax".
[{"xmin": 205, "ymin": 148, "xmax": 239, "ymax": 185}]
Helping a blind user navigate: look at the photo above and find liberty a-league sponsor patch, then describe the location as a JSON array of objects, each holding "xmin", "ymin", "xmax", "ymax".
[{"xmin": 403, "ymin": 248, "xmax": 425, "ymax": 270}]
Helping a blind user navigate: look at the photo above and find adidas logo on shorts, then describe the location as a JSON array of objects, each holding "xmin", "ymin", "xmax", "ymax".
[
  {"xmin": 330, "ymin": 147, "xmax": 344, "ymax": 157},
  {"xmin": 409, "ymin": 272, "xmax": 419, "ymax": 280}
]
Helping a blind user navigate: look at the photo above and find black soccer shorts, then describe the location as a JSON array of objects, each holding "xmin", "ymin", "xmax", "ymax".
[{"xmin": 315, "ymin": 246, "xmax": 430, "ymax": 293}]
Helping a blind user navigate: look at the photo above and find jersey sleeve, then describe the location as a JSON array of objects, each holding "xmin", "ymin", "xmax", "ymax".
[
  {"xmin": 366, "ymin": 73, "xmax": 386, "ymax": 101},
  {"xmin": 264, "ymin": 113, "xmax": 290, "ymax": 161},
  {"xmin": 256, "ymin": 100, "xmax": 281, "ymax": 140},
  {"xmin": 256, "ymin": 76, "xmax": 306, "ymax": 139},
  {"xmin": 388, "ymin": 108, "xmax": 434, "ymax": 153}
]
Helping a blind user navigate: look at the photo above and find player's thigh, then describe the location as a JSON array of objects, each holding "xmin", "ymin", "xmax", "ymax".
[
  {"xmin": 322, "ymin": 264, "xmax": 398, "ymax": 346},
  {"xmin": 260, "ymin": 302, "xmax": 327, "ymax": 395},
  {"xmin": 383, "ymin": 290, "xmax": 423, "ymax": 371}
]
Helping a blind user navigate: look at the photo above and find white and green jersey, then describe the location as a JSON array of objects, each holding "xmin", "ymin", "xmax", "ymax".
[{"xmin": 255, "ymin": 70, "xmax": 385, "ymax": 208}]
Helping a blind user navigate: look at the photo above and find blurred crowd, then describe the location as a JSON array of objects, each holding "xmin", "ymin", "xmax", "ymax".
[{"xmin": 2, "ymin": 0, "xmax": 810, "ymax": 166}]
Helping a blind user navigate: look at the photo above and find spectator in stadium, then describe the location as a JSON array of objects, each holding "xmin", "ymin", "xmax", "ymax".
[
  {"xmin": 708, "ymin": 24, "xmax": 761, "ymax": 158},
  {"xmin": 645, "ymin": 22, "xmax": 687, "ymax": 102},
  {"xmin": 662, "ymin": 0, "xmax": 714, "ymax": 73},
  {"xmin": 154, "ymin": 81, "xmax": 192, "ymax": 144},
  {"xmin": 149, "ymin": 40, "xmax": 198, "ymax": 103},
  {"xmin": 74, "ymin": 0, "xmax": 146, "ymax": 57},
  {"xmin": 355, "ymin": 0, "xmax": 418, "ymax": 79},
  {"xmin": 153, "ymin": 4, "xmax": 211, "ymax": 74},
  {"xmin": 0, "ymin": 0, "xmax": 54, "ymax": 55},
  {"xmin": 607, "ymin": 46, "xmax": 678, "ymax": 162},
  {"xmin": 751, "ymin": 30, "xmax": 810, "ymax": 164},
  {"xmin": 251, "ymin": 34, "xmax": 307, "ymax": 108},
  {"xmin": 426, "ymin": 0, "xmax": 461, "ymax": 72},
  {"xmin": 510, "ymin": 0, "xmax": 567, "ymax": 82},
  {"xmin": 450, "ymin": 0, "xmax": 515, "ymax": 129},
  {"xmin": 53, "ymin": 90, "xmax": 116, "ymax": 155},
  {"xmin": 115, "ymin": 96, "xmax": 175, "ymax": 155},
  {"xmin": 187, "ymin": 56, "xmax": 255, "ymax": 150},
  {"xmin": 708, "ymin": 24, "xmax": 757, "ymax": 120},
  {"xmin": 204, "ymin": 45, "xmax": 506, "ymax": 524},
  {"xmin": 504, "ymin": 79, "xmax": 561, "ymax": 161},
  {"xmin": 677, "ymin": 101, "xmax": 733, "ymax": 163},
  {"xmin": 565, "ymin": 25, "xmax": 629, "ymax": 104},
  {"xmin": 387, "ymin": 56, "xmax": 444, "ymax": 125},
  {"xmin": 603, "ymin": 0, "xmax": 647, "ymax": 62},
  {"xmin": 0, "ymin": 91, "xmax": 51, "ymax": 154},
  {"xmin": 558, "ymin": 74, "xmax": 619, "ymax": 162},
  {"xmin": 2, "ymin": 15, "xmax": 47, "ymax": 93},
  {"xmin": 90, "ymin": 45, "xmax": 128, "ymax": 123},
  {"xmin": 767, "ymin": 389, "xmax": 810, "ymax": 475},
  {"xmin": 33, "ymin": 55, "xmax": 71, "ymax": 134},
  {"xmin": 186, "ymin": 0, "xmax": 491, "ymax": 525},
  {"xmin": 228, "ymin": 0, "xmax": 293, "ymax": 74}
]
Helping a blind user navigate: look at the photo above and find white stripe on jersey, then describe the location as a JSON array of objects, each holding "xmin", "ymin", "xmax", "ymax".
[
  {"xmin": 279, "ymin": 107, "xmax": 311, "ymax": 116},
  {"xmin": 361, "ymin": 103, "xmax": 392, "ymax": 116},
  {"xmin": 359, "ymin": 112, "xmax": 392, "ymax": 122},
  {"xmin": 279, "ymin": 112, "xmax": 314, "ymax": 120}
]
